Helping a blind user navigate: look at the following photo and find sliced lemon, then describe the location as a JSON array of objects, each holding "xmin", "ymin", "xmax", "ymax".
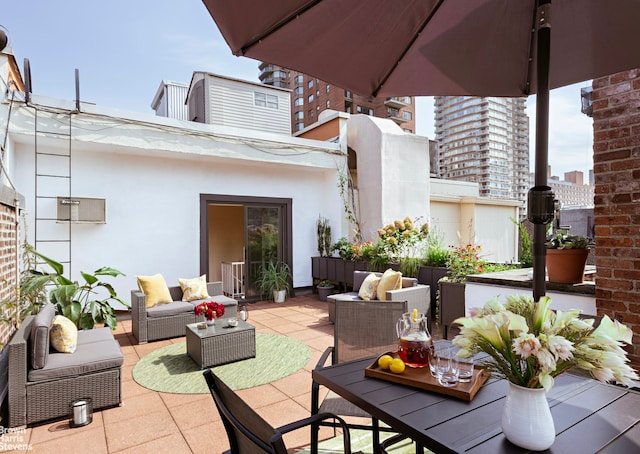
[
  {"xmin": 378, "ymin": 354, "xmax": 393, "ymax": 370},
  {"xmin": 389, "ymin": 358, "xmax": 406, "ymax": 374},
  {"xmin": 412, "ymin": 308, "xmax": 418, "ymax": 322}
]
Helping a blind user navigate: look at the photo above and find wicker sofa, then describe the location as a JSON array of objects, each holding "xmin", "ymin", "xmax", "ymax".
[
  {"xmin": 7, "ymin": 303, "xmax": 123, "ymax": 427},
  {"xmin": 327, "ymin": 270, "xmax": 431, "ymax": 324},
  {"xmin": 131, "ymin": 281, "xmax": 237, "ymax": 344}
]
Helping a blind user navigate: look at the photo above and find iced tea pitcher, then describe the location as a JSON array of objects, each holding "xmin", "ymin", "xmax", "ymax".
[{"xmin": 396, "ymin": 309, "xmax": 433, "ymax": 368}]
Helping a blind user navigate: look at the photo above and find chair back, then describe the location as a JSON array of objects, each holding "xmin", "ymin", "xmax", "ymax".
[
  {"xmin": 203, "ymin": 369, "xmax": 287, "ymax": 454},
  {"xmin": 334, "ymin": 299, "xmax": 406, "ymax": 363}
]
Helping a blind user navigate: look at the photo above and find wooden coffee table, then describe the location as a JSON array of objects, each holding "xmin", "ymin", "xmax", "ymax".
[{"xmin": 186, "ymin": 320, "xmax": 256, "ymax": 368}]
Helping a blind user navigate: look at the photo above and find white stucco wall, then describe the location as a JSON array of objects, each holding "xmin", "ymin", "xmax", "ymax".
[
  {"xmin": 6, "ymin": 98, "xmax": 346, "ymax": 306},
  {"xmin": 346, "ymin": 115, "xmax": 431, "ymax": 242}
]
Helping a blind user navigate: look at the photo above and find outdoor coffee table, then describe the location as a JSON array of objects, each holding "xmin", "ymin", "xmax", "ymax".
[{"xmin": 186, "ymin": 319, "xmax": 256, "ymax": 368}]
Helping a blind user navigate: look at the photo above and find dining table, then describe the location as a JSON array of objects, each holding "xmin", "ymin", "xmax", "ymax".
[{"xmin": 311, "ymin": 341, "xmax": 640, "ymax": 453}]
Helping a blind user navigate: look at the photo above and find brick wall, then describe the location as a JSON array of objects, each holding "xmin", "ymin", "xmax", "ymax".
[
  {"xmin": 0, "ymin": 202, "xmax": 19, "ymax": 348},
  {"xmin": 591, "ymin": 69, "xmax": 640, "ymax": 369}
]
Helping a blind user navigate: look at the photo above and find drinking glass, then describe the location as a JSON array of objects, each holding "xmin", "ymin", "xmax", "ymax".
[
  {"xmin": 428, "ymin": 344, "xmax": 446, "ymax": 378},
  {"xmin": 454, "ymin": 349, "xmax": 474, "ymax": 382},
  {"xmin": 435, "ymin": 348, "xmax": 459, "ymax": 387}
]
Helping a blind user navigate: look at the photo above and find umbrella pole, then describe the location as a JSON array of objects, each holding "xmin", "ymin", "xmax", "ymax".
[{"xmin": 532, "ymin": 1, "xmax": 552, "ymax": 301}]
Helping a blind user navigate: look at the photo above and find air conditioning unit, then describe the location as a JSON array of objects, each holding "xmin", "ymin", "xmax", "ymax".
[{"xmin": 57, "ymin": 197, "xmax": 106, "ymax": 223}]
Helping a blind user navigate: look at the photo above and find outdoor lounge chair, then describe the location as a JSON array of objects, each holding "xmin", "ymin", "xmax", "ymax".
[
  {"xmin": 203, "ymin": 369, "xmax": 354, "ymax": 454},
  {"xmin": 311, "ymin": 299, "xmax": 413, "ymax": 454}
]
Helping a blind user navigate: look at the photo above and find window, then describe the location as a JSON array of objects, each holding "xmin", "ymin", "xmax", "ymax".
[
  {"xmin": 357, "ymin": 105, "xmax": 374, "ymax": 115},
  {"xmin": 308, "ymin": 109, "xmax": 315, "ymax": 119},
  {"xmin": 294, "ymin": 97, "xmax": 304, "ymax": 106},
  {"xmin": 308, "ymin": 80, "xmax": 314, "ymax": 90},
  {"xmin": 294, "ymin": 86, "xmax": 303, "ymax": 95},
  {"xmin": 326, "ymin": 101, "xmax": 330, "ymax": 109},
  {"xmin": 403, "ymin": 111, "xmax": 413, "ymax": 120},
  {"xmin": 254, "ymin": 92, "xmax": 279, "ymax": 109},
  {"xmin": 295, "ymin": 122, "xmax": 305, "ymax": 131},
  {"xmin": 326, "ymin": 85, "xmax": 331, "ymax": 93},
  {"xmin": 308, "ymin": 94, "xmax": 314, "ymax": 103},
  {"xmin": 294, "ymin": 111, "xmax": 304, "ymax": 120},
  {"xmin": 294, "ymin": 74, "xmax": 303, "ymax": 84}
]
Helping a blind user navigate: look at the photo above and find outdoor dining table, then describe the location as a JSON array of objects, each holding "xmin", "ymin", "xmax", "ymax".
[{"xmin": 312, "ymin": 340, "xmax": 640, "ymax": 453}]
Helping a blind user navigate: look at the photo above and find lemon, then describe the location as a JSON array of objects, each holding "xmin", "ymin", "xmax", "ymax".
[
  {"xmin": 378, "ymin": 354, "xmax": 393, "ymax": 370},
  {"xmin": 389, "ymin": 358, "xmax": 406, "ymax": 374},
  {"xmin": 412, "ymin": 308, "xmax": 418, "ymax": 322}
]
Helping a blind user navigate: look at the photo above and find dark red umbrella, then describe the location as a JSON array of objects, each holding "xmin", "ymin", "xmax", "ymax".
[{"xmin": 202, "ymin": 0, "xmax": 640, "ymax": 300}]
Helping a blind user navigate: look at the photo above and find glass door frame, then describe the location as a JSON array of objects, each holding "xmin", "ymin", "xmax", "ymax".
[{"xmin": 199, "ymin": 194, "xmax": 293, "ymax": 301}]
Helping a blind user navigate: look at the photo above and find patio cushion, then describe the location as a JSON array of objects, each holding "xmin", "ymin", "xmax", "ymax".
[
  {"xmin": 137, "ymin": 274, "xmax": 172, "ymax": 308},
  {"xmin": 377, "ymin": 269, "xmax": 402, "ymax": 301},
  {"xmin": 179, "ymin": 275, "xmax": 210, "ymax": 301},
  {"xmin": 30, "ymin": 303, "xmax": 56, "ymax": 370},
  {"xmin": 28, "ymin": 337, "xmax": 123, "ymax": 382},
  {"xmin": 50, "ymin": 315, "xmax": 78, "ymax": 353},
  {"xmin": 146, "ymin": 300, "xmax": 194, "ymax": 317},
  {"xmin": 358, "ymin": 273, "xmax": 380, "ymax": 300}
]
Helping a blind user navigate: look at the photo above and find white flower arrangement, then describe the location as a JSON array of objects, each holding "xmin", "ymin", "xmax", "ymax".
[{"xmin": 452, "ymin": 295, "xmax": 638, "ymax": 391}]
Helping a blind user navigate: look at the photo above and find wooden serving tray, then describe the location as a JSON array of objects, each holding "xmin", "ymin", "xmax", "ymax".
[{"xmin": 364, "ymin": 352, "xmax": 489, "ymax": 401}]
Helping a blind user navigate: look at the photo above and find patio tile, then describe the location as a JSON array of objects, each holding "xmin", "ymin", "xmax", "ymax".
[{"xmin": 104, "ymin": 410, "xmax": 179, "ymax": 452}]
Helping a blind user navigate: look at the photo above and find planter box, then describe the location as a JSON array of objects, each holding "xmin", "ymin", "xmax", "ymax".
[
  {"xmin": 418, "ymin": 266, "xmax": 449, "ymax": 311},
  {"xmin": 438, "ymin": 281, "xmax": 466, "ymax": 340},
  {"xmin": 311, "ymin": 257, "xmax": 369, "ymax": 290}
]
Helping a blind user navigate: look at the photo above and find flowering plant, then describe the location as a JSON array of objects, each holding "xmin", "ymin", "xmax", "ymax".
[
  {"xmin": 376, "ymin": 217, "xmax": 429, "ymax": 261},
  {"xmin": 452, "ymin": 295, "xmax": 638, "ymax": 391},
  {"xmin": 194, "ymin": 301, "xmax": 225, "ymax": 321}
]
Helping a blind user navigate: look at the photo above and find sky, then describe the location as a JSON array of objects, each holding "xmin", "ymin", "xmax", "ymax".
[{"xmin": 2, "ymin": 0, "xmax": 594, "ymax": 178}]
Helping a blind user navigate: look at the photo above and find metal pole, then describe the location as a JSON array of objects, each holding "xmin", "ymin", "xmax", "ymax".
[{"xmin": 533, "ymin": 1, "xmax": 552, "ymax": 301}]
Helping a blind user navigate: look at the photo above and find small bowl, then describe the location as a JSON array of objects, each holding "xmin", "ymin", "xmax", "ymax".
[{"xmin": 228, "ymin": 318, "xmax": 239, "ymax": 327}]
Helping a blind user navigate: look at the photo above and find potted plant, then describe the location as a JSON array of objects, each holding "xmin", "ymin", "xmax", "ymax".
[
  {"xmin": 545, "ymin": 229, "xmax": 591, "ymax": 284},
  {"xmin": 316, "ymin": 279, "xmax": 335, "ymax": 302},
  {"xmin": 256, "ymin": 261, "xmax": 291, "ymax": 303},
  {"xmin": 21, "ymin": 245, "xmax": 128, "ymax": 329}
]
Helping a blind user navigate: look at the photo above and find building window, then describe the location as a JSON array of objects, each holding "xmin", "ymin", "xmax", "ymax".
[
  {"xmin": 326, "ymin": 100, "xmax": 330, "ymax": 109},
  {"xmin": 294, "ymin": 97, "xmax": 304, "ymax": 107},
  {"xmin": 308, "ymin": 94, "xmax": 314, "ymax": 103},
  {"xmin": 294, "ymin": 111, "xmax": 304, "ymax": 120},
  {"xmin": 255, "ymin": 92, "xmax": 279, "ymax": 109},
  {"xmin": 357, "ymin": 105, "xmax": 374, "ymax": 115},
  {"xmin": 308, "ymin": 80, "xmax": 314, "ymax": 90},
  {"xmin": 294, "ymin": 86, "xmax": 303, "ymax": 95},
  {"xmin": 308, "ymin": 109, "xmax": 315, "ymax": 119},
  {"xmin": 295, "ymin": 122, "xmax": 304, "ymax": 131},
  {"xmin": 326, "ymin": 85, "xmax": 331, "ymax": 93},
  {"xmin": 403, "ymin": 111, "xmax": 413, "ymax": 120},
  {"xmin": 294, "ymin": 74, "xmax": 303, "ymax": 84}
]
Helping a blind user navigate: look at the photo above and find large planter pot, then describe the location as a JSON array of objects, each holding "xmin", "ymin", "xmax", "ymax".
[
  {"xmin": 438, "ymin": 281, "xmax": 466, "ymax": 339},
  {"xmin": 546, "ymin": 248, "xmax": 590, "ymax": 284},
  {"xmin": 273, "ymin": 290, "xmax": 286, "ymax": 303},
  {"xmin": 317, "ymin": 285, "xmax": 335, "ymax": 302},
  {"xmin": 501, "ymin": 382, "xmax": 555, "ymax": 450}
]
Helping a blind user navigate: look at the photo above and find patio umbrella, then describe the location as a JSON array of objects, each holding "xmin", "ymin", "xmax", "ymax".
[{"xmin": 202, "ymin": 0, "xmax": 640, "ymax": 300}]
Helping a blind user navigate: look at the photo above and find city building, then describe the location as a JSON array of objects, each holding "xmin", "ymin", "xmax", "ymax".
[
  {"xmin": 434, "ymin": 96, "xmax": 529, "ymax": 217},
  {"xmin": 258, "ymin": 63, "xmax": 416, "ymax": 133},
  {"xmin": 529, "ymin": 168, "xmax": 595, "ymax": 209}
]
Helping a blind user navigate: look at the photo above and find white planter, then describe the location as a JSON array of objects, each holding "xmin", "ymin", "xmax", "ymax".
[
  {"xmin": 501, "ymin": 382, "xmax": 555, "ymax": 450},
  {"xmin": 273, "ymin": 289, "xmax": 286, "ymax": 303}
]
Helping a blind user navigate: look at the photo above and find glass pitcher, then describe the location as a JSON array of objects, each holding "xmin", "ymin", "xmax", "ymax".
[{"xmin": 396, "ymin": 311, "xmax": 433, "ymax": 368}]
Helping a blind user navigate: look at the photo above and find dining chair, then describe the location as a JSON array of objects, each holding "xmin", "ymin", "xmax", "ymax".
[
  {"xmin": 203, "ymin": 369, "xmax": 355, "ymax": 454},
  {"xmin": 311, "ymin": 299, "xmax": 411, "ymax": 454}
]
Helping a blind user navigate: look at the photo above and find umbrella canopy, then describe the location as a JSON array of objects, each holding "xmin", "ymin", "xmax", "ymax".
[{"xmin": 203, "ymin": 0, "xmax": 640, "ymax": 299}]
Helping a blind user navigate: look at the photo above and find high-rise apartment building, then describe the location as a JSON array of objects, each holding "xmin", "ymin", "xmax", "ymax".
[
  {"xmin": 434, "ymin": 96, "xmax": 529, "ymax": 216},
  {"xmin": 259, "ymin": 63, "xmax": 416, "ymax": 133}
]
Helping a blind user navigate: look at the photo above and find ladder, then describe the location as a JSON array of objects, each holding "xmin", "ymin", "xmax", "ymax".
[{"xmin": 33, "ymin": 107, "xmax": 73, "ymax": 274}]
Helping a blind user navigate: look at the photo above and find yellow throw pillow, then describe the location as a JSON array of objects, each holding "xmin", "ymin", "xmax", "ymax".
[
  {"xmin": 377, "ymin": 268, "xmax": 402, "ymax": 301},
  {"xmin": 358, "ymin": 273, "xmax": 381, "ymax": 301},
  {"xmin": 179, "ymin": 275, "xmax": 210, "ymax": 302},
  {"xmin": 137, "ymin": 274, "xmax": 173, "ymax": 308},
  {"xmin": 50, "ymin": 315, "xmax": 78, "ymax": 353}
]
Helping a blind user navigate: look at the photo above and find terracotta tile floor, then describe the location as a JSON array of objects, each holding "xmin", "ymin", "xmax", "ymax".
[{"xmin": 10, "ymin": 294, "xmax": 442, "ymax": 453}]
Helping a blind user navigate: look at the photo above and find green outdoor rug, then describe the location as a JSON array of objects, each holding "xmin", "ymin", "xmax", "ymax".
[
  {"xmin": 298, "ymin": 430, "xmax": 427, "ymax": 454},
  {"xmin": 132, "ymin": 332, "xmax": 310, "ymax": 393}
]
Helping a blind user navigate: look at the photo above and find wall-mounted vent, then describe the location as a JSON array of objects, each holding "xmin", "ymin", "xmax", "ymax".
[{"xmin": 57, "ymin": 197, "xmax": 106, "ymax": 223}]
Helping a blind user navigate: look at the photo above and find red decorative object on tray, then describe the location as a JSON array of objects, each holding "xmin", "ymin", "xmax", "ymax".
[{"xmin": 194, "ymin": 301, "xmax": 225, "ymax": 321}]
